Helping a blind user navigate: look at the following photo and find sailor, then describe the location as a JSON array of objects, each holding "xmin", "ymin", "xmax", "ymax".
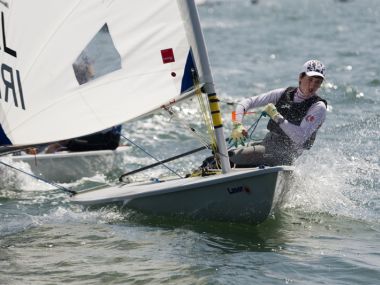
[
  {"xmin": 228, "ymin": 59, "xmax": 327, "ymax": 167},
  {"xmin": 64, "ymin": 125, "xmax": 122, "ymax": 152},
  {"xmin": 43, "ymin": 125, "xmax": 122, "ymax": 153}
]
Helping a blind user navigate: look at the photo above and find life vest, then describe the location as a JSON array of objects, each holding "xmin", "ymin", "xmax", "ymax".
[{"xmin": 267, "ymin": 87, "xmax": 327, "ymax": 149}]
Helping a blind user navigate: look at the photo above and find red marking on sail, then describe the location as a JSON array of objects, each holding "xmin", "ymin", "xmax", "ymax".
[{"xmin": 161, "ymin": 48, "xmax": 175, "ymax": 64}]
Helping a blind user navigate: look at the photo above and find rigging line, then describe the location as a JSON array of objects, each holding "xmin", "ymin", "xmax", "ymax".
[
  {"xmin": 196, "ymin": 86, "xmax": 215, "ymax": 141},
  {"xmin": 119, "ymin": 145, "xmax": 209, "ymax": 181},
  {"xmin": 0, "ymin": 160, "xmax": 76, "ymax": 195},
  {"xmin": 197, "ymin": 93, "xmax": 216, "ymax": 147},
  {"xmin": 247, "ymin": 112, "xmax": 265, "ymax": 139},
  {"xmin": 162, "ymin": 107, "xmax": 211, "ymax": 148},
  {"xmin": 192, "ymin": 84, "xmax": 220, "ymax": 166},
  {"xmin": 191, "ymin": 70, "xmax": 217, "ymax": 153},
  {"xmin": 120, "ymin": 134, "xmax": 183, "ymax": 179},
  {"xmin": 226, "ymin": 113, "xmax": 265, "ymax": 150}
]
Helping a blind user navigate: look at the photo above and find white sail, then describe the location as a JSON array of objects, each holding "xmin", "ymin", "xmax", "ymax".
[{"xmin": 0, "ymin": 0, "xmax": 205, "ymax": 145}]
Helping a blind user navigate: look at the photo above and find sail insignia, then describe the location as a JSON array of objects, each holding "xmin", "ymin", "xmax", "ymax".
[{"xmin": 160, "ymin": 48, "xmax": 175, "ymax": 64}]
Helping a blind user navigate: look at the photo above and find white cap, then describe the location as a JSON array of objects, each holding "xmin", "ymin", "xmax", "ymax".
[{"xmin": 303, "ymin": 60, "xmax": 325, "ymax": 79}]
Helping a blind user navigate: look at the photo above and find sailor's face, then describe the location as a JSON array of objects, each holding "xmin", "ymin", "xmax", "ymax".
[{"xmin": 299, "ymin": 75, "xmax": 323, "ymax": 97}]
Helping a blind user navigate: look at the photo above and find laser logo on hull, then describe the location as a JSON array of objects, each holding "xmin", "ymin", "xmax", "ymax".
[{"xmin": 227, "ymin": 185, "xmax": 251, "ymax": 195}]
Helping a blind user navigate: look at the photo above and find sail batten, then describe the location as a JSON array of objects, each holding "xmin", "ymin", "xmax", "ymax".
[{"xmin": 1, "ymin": 0, "xmax": 205, "ymax": 145}]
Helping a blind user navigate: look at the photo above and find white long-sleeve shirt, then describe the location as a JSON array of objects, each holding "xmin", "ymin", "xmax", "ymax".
[{"xmin": 235, "ymin": 87, "xmax": 327, "ymax": 148}]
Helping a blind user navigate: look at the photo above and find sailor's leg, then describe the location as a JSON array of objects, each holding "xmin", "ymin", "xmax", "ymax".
[
  {"xmin": 229, "ymin": 133, "xmax": 297, "ymax": 167},
  {"xmin": 229, "ymin": 144, "xmax": 267, "ymax": 167},
  {"xmin": 261, "ymin": 132, "xmax": 297, "ymax": 165}
]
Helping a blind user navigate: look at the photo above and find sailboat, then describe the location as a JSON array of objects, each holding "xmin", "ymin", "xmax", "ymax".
[
  {"xmin": 7, "ymin": 145, "xmax": 129, "ymax": 183},
  {"xmin": 0, "ymin": 0, "xmax": 293, "ymax": 223}
]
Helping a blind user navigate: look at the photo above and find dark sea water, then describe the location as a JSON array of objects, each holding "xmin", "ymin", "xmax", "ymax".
[{"xmin": 1, "ymin": 0, "xmax": 379, "ymax": 284}]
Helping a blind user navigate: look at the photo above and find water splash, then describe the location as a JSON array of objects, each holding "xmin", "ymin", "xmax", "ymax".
[
  {"xmin": 283, "ymin": 115, "xmax": 379, "ymax": 223},
  {"xmin": 0, "ymin": 157, "xmax": 53, "ymax": 191}
]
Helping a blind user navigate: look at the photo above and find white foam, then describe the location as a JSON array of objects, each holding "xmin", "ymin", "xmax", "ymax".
[{"xmin": 282, "ymin": 146, "xmax": 378, "ymax": 223}]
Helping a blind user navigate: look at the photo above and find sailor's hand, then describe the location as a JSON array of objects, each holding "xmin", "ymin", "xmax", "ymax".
[
  {"xmin": 263, "ymin": 103, "xmax": 284, "ymax": 124},
  {"xmin": 25, "ymin": 148, "xmax": 38, "ymax": 155},
  {"xmin": 228, "ymin": 122, "xmax": 248, "ymax": 147}
]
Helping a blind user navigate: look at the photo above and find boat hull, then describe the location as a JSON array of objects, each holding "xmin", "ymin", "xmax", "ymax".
[
  {"xmin": 9, "ymin": 146, "xmax": 129, "ymax": 183},
  {"xmin": 71, "ymin": 166, "xmax": 293, "ymax": 223}
]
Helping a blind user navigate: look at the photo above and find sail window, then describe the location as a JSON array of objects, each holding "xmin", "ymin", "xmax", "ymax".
[{"xmin": 73, "ymin": 23, "xmax": 121, "ymax": 85}]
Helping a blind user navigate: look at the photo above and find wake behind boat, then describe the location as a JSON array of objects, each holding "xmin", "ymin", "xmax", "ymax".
[{"xmin": 0, "ymin": 0, "xmax": 293, "ymax": 224}]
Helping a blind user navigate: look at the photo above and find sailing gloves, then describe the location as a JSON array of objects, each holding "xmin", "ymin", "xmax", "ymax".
[
  {"xmin": 228, "ymin": 121, "xmax": 248, "ymax": 147},
  {"xmin": 228, "ymin": 103, "xmax": 283, "ymax": 148},
  {"xmin": 263, "ymin": 103, "xmax": 284, "ymax": 124}
]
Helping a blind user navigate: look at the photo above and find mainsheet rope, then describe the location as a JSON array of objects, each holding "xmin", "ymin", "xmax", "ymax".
[{"xmin": 119, "ymin": 134, "xmax": 183, "ymax": 179}]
